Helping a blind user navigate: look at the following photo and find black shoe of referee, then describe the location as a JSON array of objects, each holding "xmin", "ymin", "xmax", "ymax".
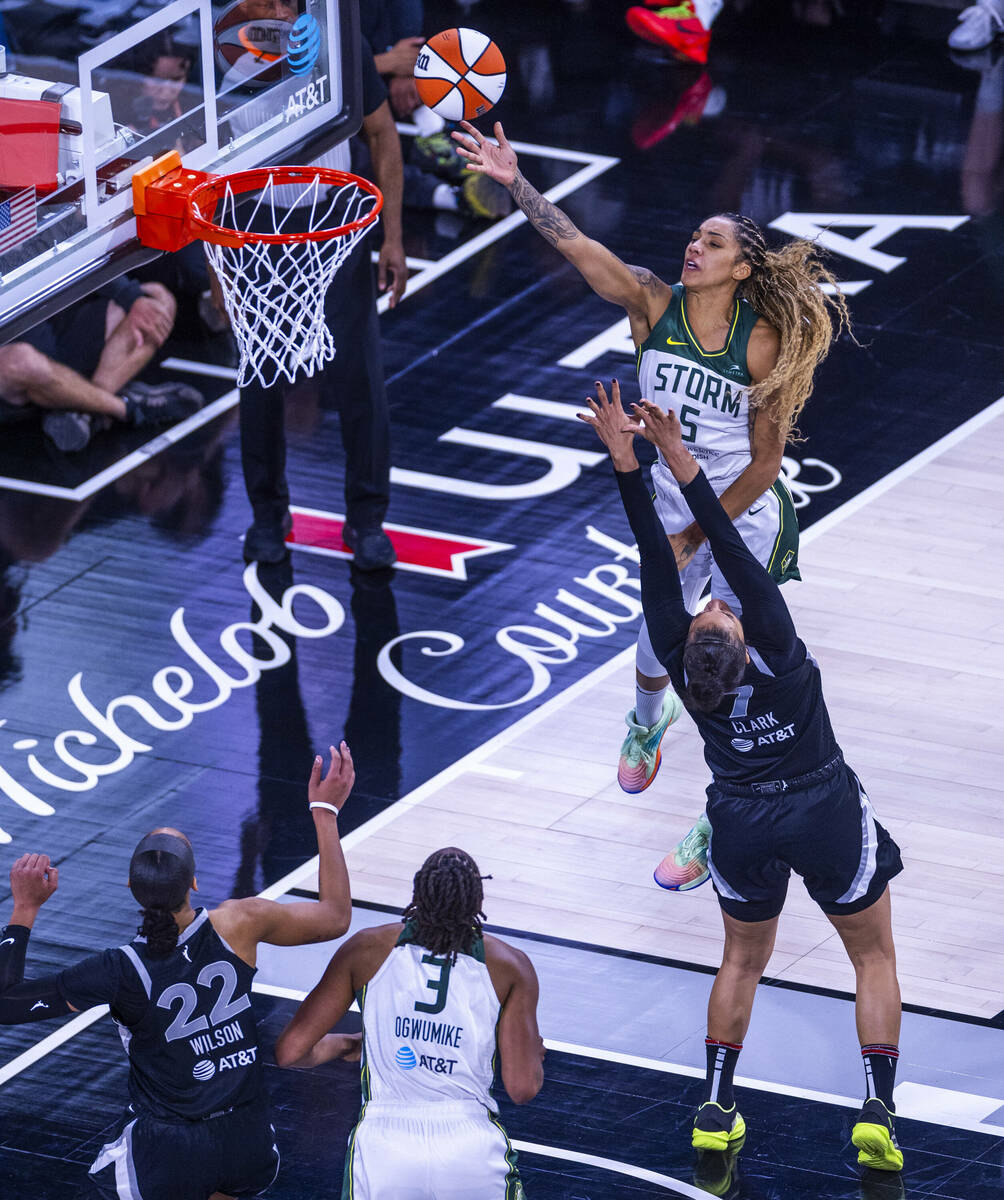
[
  {"xmin": 243, "ymin": 510, "xmax": 293, "ymax": 564},
  {"xmin": 123, "ymin": 381, "xmax": 204, "ymax": 427}
]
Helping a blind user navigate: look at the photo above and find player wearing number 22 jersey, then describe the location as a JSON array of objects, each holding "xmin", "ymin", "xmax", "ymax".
[
  {"xmin": 0, "ymin": 743, "xmax": 357, "ymax": 1200},
  {"xmin": 277, "ymin": 847, "xmax": 544, "ymax": 1200}
]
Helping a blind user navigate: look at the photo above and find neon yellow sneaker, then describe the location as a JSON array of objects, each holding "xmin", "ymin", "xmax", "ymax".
[
  {"xmin": 616, "ymin": 693, "xmax": 682, "ymax": 793},
  {"xmin": 852, "ymin": 1099, "xmax": 904, "ymax": 1172},
  {"xmin": 654, "ymin": 812, "xmax": 711, "ymax": 890},
  {"xmin": 692, "ymin": 1101, "xmax": 746, "ymax": 1152}
]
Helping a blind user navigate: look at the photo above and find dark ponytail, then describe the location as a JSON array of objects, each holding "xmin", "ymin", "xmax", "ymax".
[
  {"xmin": 128, "ymin": 832, "xmax": 196, "ymax": 960},
  {"xmin": 683, "ymin": 633, "xmax": 746, "ymax": 713},
  {"xmin": 139, "ymin": 905, "xmax": 181, "ymax": 958}
]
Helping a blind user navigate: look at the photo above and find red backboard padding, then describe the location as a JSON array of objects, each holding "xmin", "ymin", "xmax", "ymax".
[{"xmin": 0, "ymin": 98, "xmax": 61, "ymax": 193}]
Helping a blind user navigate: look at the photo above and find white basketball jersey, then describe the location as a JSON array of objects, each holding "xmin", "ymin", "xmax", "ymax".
[
  {"xmin": 637, "ymin": 285, "xmax": 762, "ymax": 529},
  {"xmin": 360, "ymin": 939, "xmax": 501, "ymax": 1113}
]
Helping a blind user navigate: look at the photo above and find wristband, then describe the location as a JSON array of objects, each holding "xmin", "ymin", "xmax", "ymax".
[{"xmin": 309, "ymin": 801, "xmax": 339, "ymax": 817}]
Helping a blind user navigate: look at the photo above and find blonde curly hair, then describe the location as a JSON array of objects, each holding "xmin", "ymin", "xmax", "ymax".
[{"xmin": 716, "ymin": 212, "xmax": 853, "ymax": 442}]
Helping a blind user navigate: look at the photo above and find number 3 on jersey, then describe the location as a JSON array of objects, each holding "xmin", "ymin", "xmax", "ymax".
[{"xmin": 414, "ymin": 954, "xmax": 452, "ymax": 1015}]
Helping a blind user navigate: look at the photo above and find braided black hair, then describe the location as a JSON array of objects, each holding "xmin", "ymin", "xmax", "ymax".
[
  {"xmin": 683, "ymin": 630, "xmax": 747, "ymax": 713},
  {"xmin": 401, "ymin": 848, "xmax": 490, "ymax": 963},
  {"xmin": 129, "ymin": 832, "xmax": 195, "ymax": 959}
]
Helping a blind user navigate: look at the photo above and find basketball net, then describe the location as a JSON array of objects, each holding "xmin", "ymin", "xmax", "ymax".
[{"xmin": 204, "ymin": 173, "xmax": 381, "ymax": 389}]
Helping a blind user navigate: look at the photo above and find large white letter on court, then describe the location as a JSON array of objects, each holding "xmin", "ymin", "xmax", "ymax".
[{"xmin": 768, "ymin": 213, "xmax": 969, "ymax": 273}]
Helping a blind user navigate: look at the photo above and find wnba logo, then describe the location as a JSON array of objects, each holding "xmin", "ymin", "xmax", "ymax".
[
  {"xmin": 395, "ymin": 1046, "xmax": 417, "ymax": 1070},
  {"xmin": 192, "ymin": 1059, "xmax": 216, "ymax": 1081},
  {"xmin": 287, "ymin": 13, "xmax": 321, "ymax": 75}
]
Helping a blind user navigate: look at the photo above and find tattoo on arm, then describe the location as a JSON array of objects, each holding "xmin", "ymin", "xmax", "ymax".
[
  {"xmin": 509, "ymin": 171, "xmax": 580, "ymax": 247},
  {"xmin": 629, "ymin": 266, "xmax": 660, "ymax": 291}
]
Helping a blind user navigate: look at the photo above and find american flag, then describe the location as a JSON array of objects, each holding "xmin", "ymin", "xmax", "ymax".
[{"xmin": 0, "ymin": 186, "xmax": 37, "ymax": 255}]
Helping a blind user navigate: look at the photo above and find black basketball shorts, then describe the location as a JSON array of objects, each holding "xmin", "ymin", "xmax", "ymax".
[
  {"xmin": 705, "ymin": 757, "xmax": 903, "ymax": 923},
  {"xmin": 88, "ymin": 1094, "xmax": 280, "ymax": 1200}
]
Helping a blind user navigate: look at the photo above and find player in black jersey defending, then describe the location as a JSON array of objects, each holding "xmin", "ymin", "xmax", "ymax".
[
  {"xmin": 0, "ymin": 743, "xmax": 355, "ymax": 1200},
  {"xmin": 580, "ymin": 382, "xmax": 906, "ymax": 1177}
]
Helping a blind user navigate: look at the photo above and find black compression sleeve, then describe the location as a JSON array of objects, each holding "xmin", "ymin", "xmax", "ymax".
[
  {"xmin": 0, "ymin": 924, "xmax": 29, "ymax": 991},
  {"xmin": 0, "ymin": 977, "xmax": 73, "ymax": 1023},
  {"xmin": 614, "ymin": 467, "xmax": 691, "ymax": 664},
  {"xmin": 680, "ymin": 470, "xmax": 797, "ymax": 658}
]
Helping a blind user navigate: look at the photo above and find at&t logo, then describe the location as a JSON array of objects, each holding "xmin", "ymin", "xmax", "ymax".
[
  {"xmin": 288, "ymin": 13, "xmax": 321, "ymax": 75},
  {"xmin": 395, "ymin": 1046, "xmax": 417, "ymax": 1070}
]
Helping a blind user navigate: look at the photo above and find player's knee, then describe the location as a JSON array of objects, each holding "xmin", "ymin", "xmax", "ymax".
[{"xmin": 0, "ymin": 342, "xmax": 49, "ymax": 388}]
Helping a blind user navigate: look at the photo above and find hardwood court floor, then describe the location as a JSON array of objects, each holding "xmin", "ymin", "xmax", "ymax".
[{"xmin": 316, "ymin": 400, "xmax": 1004, "ymax": 1022}]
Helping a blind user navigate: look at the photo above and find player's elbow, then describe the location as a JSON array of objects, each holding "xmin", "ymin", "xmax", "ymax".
[
  {"xmin": 503, "ymin": 1066, "xmax": 543, "ymax": 1105},
  {"xmin": 313, "ymin": 901, "xmax": 351, "ymax": 941},
  {"xmin": 274, "ymin": 1030, "xmax": 305, "ymax": 1068}
]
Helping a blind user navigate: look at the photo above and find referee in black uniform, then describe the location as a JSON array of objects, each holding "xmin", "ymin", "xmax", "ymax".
[
  {"xmin": 580, "ymin": 382, "xmax": 906, "ymax": 1176},
  {"xmin": 0, "ymin": 743, "xmax": 355, "ymax": 1200}
]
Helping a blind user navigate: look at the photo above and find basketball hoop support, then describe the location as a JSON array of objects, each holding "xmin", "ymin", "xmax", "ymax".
[{"xmin": 133, "ymin": 151, "xmax": 215, "ymax": 252}]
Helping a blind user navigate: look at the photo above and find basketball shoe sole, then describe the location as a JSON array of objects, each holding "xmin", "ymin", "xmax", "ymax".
[
  {"xmin": 617, "ymin": 693, "xmax": 683, "ymax": 793},
  {"xmin": 693, "ymin": 1101, "xmax": 746, "ymax": 1152},
  {"xmin": 852, "ymin": 1099, "xmax": 904, "ymax": 1172},
  {"xmin": 654, "ymin": 812, "xmax": 711, "ymax": 890}
]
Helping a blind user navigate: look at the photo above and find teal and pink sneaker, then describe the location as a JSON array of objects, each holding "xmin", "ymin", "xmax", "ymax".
[
  {"xmin": 616, "ymin": 693, "xmax": 683, "ymax": 793},
  {"xmin": 654, "ymin": 813, "xmax": 712, "ymax": 891}
]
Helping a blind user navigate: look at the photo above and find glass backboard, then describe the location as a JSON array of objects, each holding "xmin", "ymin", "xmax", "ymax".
[{"xmin": 0, "ymin": 0, "xmax": 360, "ymax": 341}]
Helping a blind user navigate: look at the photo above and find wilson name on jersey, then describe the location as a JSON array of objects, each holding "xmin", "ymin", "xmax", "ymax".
[
  {"xmin": 638, "ymin": 284, "xmax": 761, "ymax": 508},
  {"xmin": 359, "ymin": 928, "xmax": 501, "ymax": 1112}
]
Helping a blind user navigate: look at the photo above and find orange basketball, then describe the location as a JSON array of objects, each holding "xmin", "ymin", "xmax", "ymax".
[{"xmin": 414, "ymin": 28, "xmax": 506, "ymax": 123}]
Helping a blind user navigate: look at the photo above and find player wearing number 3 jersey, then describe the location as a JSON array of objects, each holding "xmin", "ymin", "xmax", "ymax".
[
  {"xmin": 0, "ymin": 743, "xmax": 356, "ymax": 1200},
  {"xmin": 453, "ymin": 118, "xmax": 852, "ymax": 889},
  {"xmin": 277, "ymin": 847, "xmax": 544, "ymax": 1200}
]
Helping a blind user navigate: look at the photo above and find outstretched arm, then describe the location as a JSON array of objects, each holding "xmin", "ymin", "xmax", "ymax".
[
  {"xmin": 578, "ymin": 381, "xmax": 691, "ymax": 663},
  {"xmin": 453, "ymin": 122, "xmax": 671, "ymax": 334},
  {"xmin": 631, "ymin": 401, "xmax": 798, "ymax": 654},
  {"xmin": 274, "ymin": 932, "xmax": 365, "ymax": 1068},
  {"xmin": 211, "ymin": 744, "xmax": 356, "ymax": 963}
]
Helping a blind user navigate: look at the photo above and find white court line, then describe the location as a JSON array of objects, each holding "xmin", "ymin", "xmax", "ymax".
[
  {"xmin": 510, "ymin": 1142, "xmax": 707, "ymax": 1196},
  {"xmin": 260, "ymin": 389, "xmax": 1004, "ymax": 900},
  {"xmin": 0, "ymin": 1004, "xmax": 108, "ymax": 1087},
  {"xmin": 0, "ymin": 388, "xmax": 239, "ymax": 502}
]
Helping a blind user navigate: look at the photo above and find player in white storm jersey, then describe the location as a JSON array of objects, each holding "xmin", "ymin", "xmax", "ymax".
[
  {"xmin": 276, "ymin": 847, "xmax": 543, "ymax": 1199},
  {"xmin": 455, "ymin": 121, "xmax": 854, "ymax": 891}
]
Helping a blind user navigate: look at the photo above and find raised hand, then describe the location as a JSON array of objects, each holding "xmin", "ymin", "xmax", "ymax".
[
  {"xmin": 309, "ymin": 742, "xmax": 355, "ymax": 815},
  {"xmin": 452, "ymin": 121, "xmax": 518, "ymax": 187},
  {"xmin": 576, "ymin": 379, "xmax": 639, "ymax": 472},
  {"xmin": 10, "ymin": 853, "xmax": 59, "ymax": 924},
  {"xmin": 631, "ymin": 400, "xmax": 699, "ymax": 485}
]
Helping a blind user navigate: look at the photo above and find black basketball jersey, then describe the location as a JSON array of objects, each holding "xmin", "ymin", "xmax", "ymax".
[
  {"xmin": 667, "ymin": 639, "xmax": 840, "ymax": 783},
  {"xmin": 57, "ymin": 909, "xmax": 263, "ymax": 1121}
]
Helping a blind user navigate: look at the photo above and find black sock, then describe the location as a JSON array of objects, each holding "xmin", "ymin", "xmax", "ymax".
[
  {"xmin": 861, "ymin": 1044, "xmax": 899, "ymax": 1110},
  {"xmin": 703, "ymin": 1037, "xmax": 742, "ymax": 1108}
]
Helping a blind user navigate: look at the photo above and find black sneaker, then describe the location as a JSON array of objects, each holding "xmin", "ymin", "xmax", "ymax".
[
  {"xmin": 343, "ymin": 524, "xmax": 395, "ymax": 571},
  {"xmin": 42, "ymin": 410, "xmax": 93, "ymax": 452},
  {"xmin": 123, "ymin": 381, "xmax": 204, "ymax": 428},
  {"xmin": 692, "ymin": 1101, "xmax": 746, "ymax": 1152},
  {"xmin": 457, "ymin": 173, "xmax": 514, "ymax": 221},
  {"xmin": 243, "ymin": 510, "xmax": 293, "ymax": 564},
  {"xmin": 852, "ymin": 1098, "xmax": 903, "ymax": 1172}
]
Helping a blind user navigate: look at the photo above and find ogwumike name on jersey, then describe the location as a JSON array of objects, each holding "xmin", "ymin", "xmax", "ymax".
[{"xmin": 394, "ymin": 1014, "xmax": 464, "ymax": 1047}]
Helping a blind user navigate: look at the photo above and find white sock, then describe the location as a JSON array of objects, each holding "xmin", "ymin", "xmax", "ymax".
[
  {"xmin": 694, "ymin": 0, "xmax": 723, "ymax": 28},
  {"xmin": 635, "ymin": 685, "xmax": 665, "ymax": 728},
  {"xmin": 433, "ymin": 182, "xmax": 459, "ymax": 212}
]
